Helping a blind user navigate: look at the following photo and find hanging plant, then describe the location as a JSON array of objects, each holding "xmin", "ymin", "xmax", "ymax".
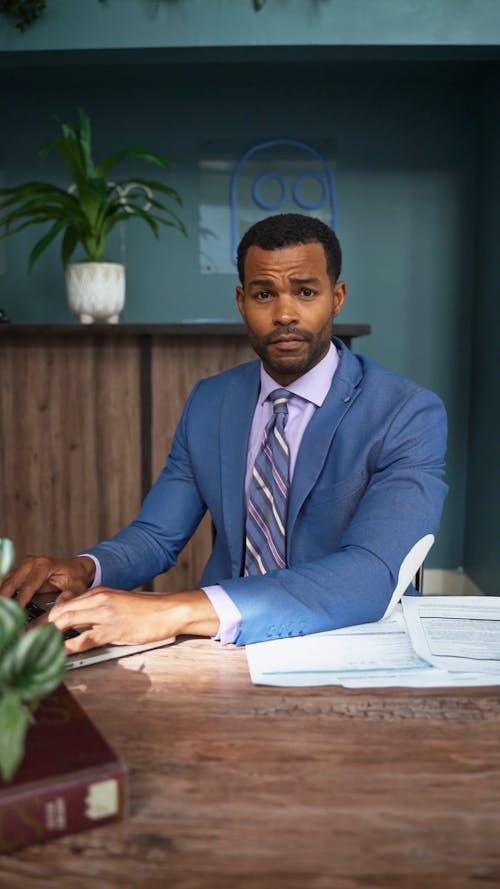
[
  {"xmin": 0, "ymin": 0, "xmax": 46, "ymax": 31},
  {"xmin": 98, "ymin": 0, "xmax": 268, "ymax": 13},
  {"xmin": 0, "ymin": 0, "xmax": 269, "ymax": 35}
]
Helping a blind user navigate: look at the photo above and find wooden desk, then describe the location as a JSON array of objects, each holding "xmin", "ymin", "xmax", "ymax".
[{"xmin": 2, "ymin": 639, "xmax": 500, "ymax": 889}]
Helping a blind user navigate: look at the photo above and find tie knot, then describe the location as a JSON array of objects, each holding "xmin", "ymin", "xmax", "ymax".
[{"xmin": 270, "ymin": 388, "xmax": 289, "ymax": 416}]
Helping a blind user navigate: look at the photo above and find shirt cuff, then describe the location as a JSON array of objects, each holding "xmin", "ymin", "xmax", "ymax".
[
  {"xmin": 202, "ymin": 584, "xmax": 242, "ymax": 645},
  {"xmin": 78, "ymin": 553, "xmax": 102, "ymax": 588}
]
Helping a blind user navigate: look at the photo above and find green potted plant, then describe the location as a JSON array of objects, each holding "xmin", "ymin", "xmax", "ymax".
[
  {"xmin": 0, "ymin": 108, "xmax": 186, "ymax": 323},
  {"xmin": 0, "ymin": 597, "xmax": 66, "ymax": 782}
]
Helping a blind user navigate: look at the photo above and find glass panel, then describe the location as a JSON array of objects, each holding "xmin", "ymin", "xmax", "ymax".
[{"xmin": 199, "ymin": 139, "xmax": 337, "ymax": 275}]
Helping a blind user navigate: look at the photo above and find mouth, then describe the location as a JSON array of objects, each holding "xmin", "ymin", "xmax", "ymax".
[
  {"xmin": 268, "ymin": 335, "xmax": 307, "ymax": 352},
  {"xmin": 271, "ymin": 334, "xmax": 305, "ymax": 343}
]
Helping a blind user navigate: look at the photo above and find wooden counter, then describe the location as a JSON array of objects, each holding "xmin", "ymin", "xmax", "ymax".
[{"xmin": 1, "ymin": 638, "xmax": 499, "ymax": 888}]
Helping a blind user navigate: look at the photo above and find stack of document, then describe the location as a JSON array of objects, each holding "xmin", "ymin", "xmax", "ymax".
[{"xmin": 246, "ymin": 596, "xmax": 500, "ymax": 687}]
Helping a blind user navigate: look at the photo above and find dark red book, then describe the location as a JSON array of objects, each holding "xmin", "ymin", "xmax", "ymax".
[{"xmin": 0, "ymin": 683, "xmax": 128, "ymax": 853}]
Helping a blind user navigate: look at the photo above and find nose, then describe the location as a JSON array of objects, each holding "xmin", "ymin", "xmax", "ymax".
[{"xmin": 272, "ymin": 293, "xmax": 299, "ymax": 327}]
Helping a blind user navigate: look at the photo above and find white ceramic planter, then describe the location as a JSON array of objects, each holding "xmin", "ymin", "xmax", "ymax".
[{"xmin": 65, "ymin": 262, "xmax": 125, "ymax": 324}]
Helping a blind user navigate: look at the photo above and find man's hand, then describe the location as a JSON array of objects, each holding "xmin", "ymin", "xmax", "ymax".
[
  {"xmin": 0, "ymin": 554, "xmax": 95, "ymax": 606},
  {"xmin": 47, "ymin": 587, "xmax": 219, "ymax": 653}
]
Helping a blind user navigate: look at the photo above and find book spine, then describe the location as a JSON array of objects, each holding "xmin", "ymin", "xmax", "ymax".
[{"xmin": 0, "ymin": 764, "xmax": 127, "ymax": 854}]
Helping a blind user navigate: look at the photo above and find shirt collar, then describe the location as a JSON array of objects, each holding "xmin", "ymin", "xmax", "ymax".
[{"xmin": 259, "ymin": 341, "xmax": 340, "ymax": 407}]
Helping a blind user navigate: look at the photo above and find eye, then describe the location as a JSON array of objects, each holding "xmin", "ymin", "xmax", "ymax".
[
  {"xmin": 299, "ymin": 288, "xmax": 316, "ymax": 299},
  {"xmin": 254, "ymin": 291, "xmax": 273, "ymax": 301}
]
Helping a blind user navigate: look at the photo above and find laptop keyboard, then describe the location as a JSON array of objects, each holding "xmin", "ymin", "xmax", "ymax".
[{"xmin": 25, "ymin": 599, "xmax": 79, "ymax": 640}]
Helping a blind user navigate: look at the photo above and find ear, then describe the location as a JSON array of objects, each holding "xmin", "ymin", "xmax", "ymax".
[
  {"xmin": 332, "ymin": 281, "xmax": 347, "ymax": 319},
  {"xmin": 236, "ymin": 286, "xmax": 246, "ymax": 321}
]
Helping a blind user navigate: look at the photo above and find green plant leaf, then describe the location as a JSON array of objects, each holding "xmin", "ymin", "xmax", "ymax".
[
  {"xmin": 0, "ymin": 182, "xmax": 77, "ymax": 215},
  {"xmin": 61, "ymin": 225, "xmax": 80, "ymax": 267},
  {"xmin": 29, "ymin": 220, "xmax": 66, "ymax": 271},
  {"xmin": 139, "ymin": 196, "xmax": 187, "ymax": 235},
  {"xmin": 96, "ymin": 146, "xmax": 172, "ymax": 180},
  {"xmin": 76, "ymin": 108, "xmax": 96, "ymax": 180},
  {"xmin": 0, "ymin": 538, "xmax": 15, "ymax": 578},
  {"xmin": 0, "ymin": 187, "xmax": 82, "ymax": 224},
  {"xmin": 0, "ymin": 692, "xmax": 29, "ymax": 782},
  {"xmin": 76, "ymin": 179, "xmax": 111, "ymax": 227},
  {"xmin": 0, "ymin": 598, "xmax": 26, "ymax": 658},
  {"xmin": 0, "ymin": 624, "xmax": 66, "ymax": 702},
  {"xmin": 118, "ymin": 177, "xmax": 183, "ymax": 205}
]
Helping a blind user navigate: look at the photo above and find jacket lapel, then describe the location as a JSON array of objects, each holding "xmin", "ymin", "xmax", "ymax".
[
  {"xmin": 219, "ymin": 361, "xmax": 261, "ymax": 575},
  {"xmin": 287, "ymin": 342, "xmax": 364, "ymax": 547}
]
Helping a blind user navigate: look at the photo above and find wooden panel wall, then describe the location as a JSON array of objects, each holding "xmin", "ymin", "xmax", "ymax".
[
  {"xmin": 0, "ymin": 334, "xmax": 142, "ymax": 562},
  {"xmin": 150, "ymin": 334, "xmax": 255, "ymax": 592}
]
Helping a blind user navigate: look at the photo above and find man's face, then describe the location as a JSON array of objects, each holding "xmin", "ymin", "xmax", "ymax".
[{"xmin": 236, "ymin": 242, "xmax": 346, "ymax": 385}]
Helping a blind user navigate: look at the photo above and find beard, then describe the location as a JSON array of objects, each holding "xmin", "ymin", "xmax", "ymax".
[{"xmin": 247, "ymin": 323, "xmax": 333, "ymax": 379}]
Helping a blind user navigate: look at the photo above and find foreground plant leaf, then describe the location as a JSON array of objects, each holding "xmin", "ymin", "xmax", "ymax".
[
  {"xmin": 0, "ymin": 691, "xmax": 29, "ymax": 781},
  {"xmin": 0, "ymin": 623, "xmax": 66, "ymax": 701},
  {"xmin": 0, "ymin": 597, "xmax": 26, "ymax": 658}
]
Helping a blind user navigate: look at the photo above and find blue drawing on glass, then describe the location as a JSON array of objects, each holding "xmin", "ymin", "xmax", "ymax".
[
  {"xmin": 230, "ymin": 138, "xmax": 336, "ymax": 265},
  {"xmin": 293, "ymin": 173, "xmax": 328, "ymax": 211},
  {"xmin": 252, "ymin": 173, "xmax": 288, "ymax": 210}
]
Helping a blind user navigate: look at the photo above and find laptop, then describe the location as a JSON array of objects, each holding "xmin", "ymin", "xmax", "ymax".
[{"xmin": 25, "ymin": 598, "xmax": 176, "ymax": 670}]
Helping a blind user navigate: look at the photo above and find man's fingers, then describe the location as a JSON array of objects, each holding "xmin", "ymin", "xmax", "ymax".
[
  {"xmin": 49, "ymin": 605, "xmax": 93, "ymax": 633},
  {"xmin": 63, "ymin": 628, "xmax": 106, "ymax": 655},
  {"xmin": 0, "ymin": 560, "xmax": 35, "ymax": 599},
  {"xmin": 1, "ymin": 556, "xmax": 57, "ymax": 605},
  {"xmin": 48, "ymin": 594, "xmax": 113, "ymax": 641},
  {"xmin": 1, "ymin": 556, "xmax": 93, "ymax": 605},
  {"xmin": 24, "ymin": 607, "xmax": 50, "ymax": 631},
  {"xmin": 14, "ymin": 575, "xmax": 58, "ymax": 607},
  {"xmin": 53, "ymin": 588, "xmax": 81, "ymax": 607},
  {"xmin": 50, "ymin": 589, "xmax": 106, "ymax": 622}
]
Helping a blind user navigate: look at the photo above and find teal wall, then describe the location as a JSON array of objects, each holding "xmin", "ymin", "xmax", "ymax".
[
  {"xmin": 1, "ymin": 0, "xmax": 499, "ymax": 581},
  {"xmin": 464, "ymin": 74, "xmax": 500, "ymax": 594},
  {"xmin": 1, "ymin": 0, "xmax": 499, "ymax": 51}
]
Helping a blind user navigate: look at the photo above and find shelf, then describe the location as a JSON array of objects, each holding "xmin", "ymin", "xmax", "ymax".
[{"xmin": 0, "ymin": 322, "xmax": 371, "ymax": 340}]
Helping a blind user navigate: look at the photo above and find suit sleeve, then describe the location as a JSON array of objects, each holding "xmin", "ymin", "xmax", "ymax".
[
  {"xmin": 222, "ymin": 386, "xmax": 448, "ymax": 645},
  {"xmin": 85, "ymin": 382, "xmax": 207, "ymax": 590}
]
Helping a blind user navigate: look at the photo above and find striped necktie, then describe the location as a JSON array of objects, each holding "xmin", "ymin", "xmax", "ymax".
[{"xmin": 245, "ymin": 388, "xmax": 290, "ymax": 576}]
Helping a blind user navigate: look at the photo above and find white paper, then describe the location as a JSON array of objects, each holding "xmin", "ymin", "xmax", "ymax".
[
  {"xmin": 246, "ymin": 599, "xmax": 500, "ymax": 688},
  {"xmin": 381, "ymin": 533, "xmax": 434, "ymax": 618},
  {"xmin": 402, "ymin": 596, "xmax": 500, "ymax": 673},
  {"xmin": 246, "ymin": 607, "xmax": 434, "ymax": 687}
]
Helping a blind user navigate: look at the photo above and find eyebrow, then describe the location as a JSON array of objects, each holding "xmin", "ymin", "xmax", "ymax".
[
  {"xmin": 248, "ymin": 277, "xmax": 321, "ymax": 288},
  {"xmin": 247, "ymin": 278, "xmax": 275, "ymax": 288},
  {"xmin": 290, "ymin": 277, "xmax": 321, "ymax": 287}
]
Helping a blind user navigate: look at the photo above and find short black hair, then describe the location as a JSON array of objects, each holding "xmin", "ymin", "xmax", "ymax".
[{"xmin": 237, "ymin": 213, "xmax": 342, "ymax": 285}]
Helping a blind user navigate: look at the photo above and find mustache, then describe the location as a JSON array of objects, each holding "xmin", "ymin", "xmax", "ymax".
[{"xmin": 263, "ymin": 327, "xmax": 313, "ymax": 345}]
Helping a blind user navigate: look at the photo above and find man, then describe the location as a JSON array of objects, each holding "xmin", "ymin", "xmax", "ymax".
[{"xmin": 0, "ymin": 213, "xmax": 448, "ymax": 651}]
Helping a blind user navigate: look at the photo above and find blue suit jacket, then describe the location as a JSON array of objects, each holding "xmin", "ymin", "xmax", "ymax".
[{"xmin": 89, "ymin": 340, "xmax": 448, "ymax": 645}]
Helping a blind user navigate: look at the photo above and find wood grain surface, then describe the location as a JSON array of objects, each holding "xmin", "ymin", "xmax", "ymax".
[
  {"xmin": 0, "ymin": 334, "xmax": 142, "ymax": 559},
  {"xmin": 1, "ymin": 639, "xmax": 500, "ymax": 889}
]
